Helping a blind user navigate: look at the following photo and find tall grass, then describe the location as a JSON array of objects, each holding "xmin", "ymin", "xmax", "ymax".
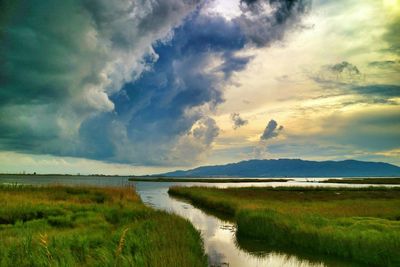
[
  {"xmin": 0, "ymin": 184, "xmax": 207, "ymax": 267},
  {"xmin": 169, "ymin": 186, "xmax": 400, "ymax": 266}
]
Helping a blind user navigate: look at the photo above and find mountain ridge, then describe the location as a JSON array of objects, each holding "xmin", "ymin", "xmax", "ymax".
[{"xmin": 159, "ymin": 159, "xmax": 400, "ymax": 177}]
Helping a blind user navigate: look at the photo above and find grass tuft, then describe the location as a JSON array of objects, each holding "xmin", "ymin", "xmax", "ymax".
[{"xmin": 39, "ymin": 233, "xmax": 52, "ymax": 263}]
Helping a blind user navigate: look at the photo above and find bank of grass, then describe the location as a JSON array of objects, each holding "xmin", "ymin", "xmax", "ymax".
[
  {"xmin": 129, "ymin": 177, "xmax": 290, "ymax": 183},
  {"xmin": 168, "ymin": 186, "xmax": 400, "ymax": 266},
  {"xmin": 322, "ymin": 177, "xmax": 400, "ymax": 184},
  {"xmin": 0, "ymin": 184, "xmax": 207, "ymax": 267}
]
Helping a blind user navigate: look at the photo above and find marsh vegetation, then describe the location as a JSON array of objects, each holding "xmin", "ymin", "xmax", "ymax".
[
  {"xmin": 0, "ymin": 184, "xmax": 207, "ymax": 267},
  {"xmin": 169, "ymin": 186, "xmax": 400, "ymax": 266}
]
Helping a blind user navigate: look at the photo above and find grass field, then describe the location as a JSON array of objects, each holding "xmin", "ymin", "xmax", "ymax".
[
  {"xmin": 0, "ymin": 184, "xmax": 207, "ymax": 267},
  {"xmin": 129, "ymin": 177, "xmax": 290, "ymax": 183},
  {"xmin": 168, "ymin": 186, "xmax": 400, "ymax": 266}
]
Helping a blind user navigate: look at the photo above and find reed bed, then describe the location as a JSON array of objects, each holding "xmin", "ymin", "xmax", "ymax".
[
  {"xmin": 168, "ymin": 186, "xmax": 400, "ymax": 266},
  {"xmin": 0, "ymin": 184, "xmax": 207, "ymax": 267}
]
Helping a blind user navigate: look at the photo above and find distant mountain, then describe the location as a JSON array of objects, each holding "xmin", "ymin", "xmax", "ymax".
[{"xmin": 160, "ymin": 159, "xmax": 400, "ymax": 177}]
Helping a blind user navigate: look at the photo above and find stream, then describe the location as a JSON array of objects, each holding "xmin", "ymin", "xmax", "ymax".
[{"xmin": 133, "ymin": 180, "xmax": 364, "ymax": 267}]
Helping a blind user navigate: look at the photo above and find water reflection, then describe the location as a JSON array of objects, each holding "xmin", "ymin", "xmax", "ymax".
[{"xmin": 134, "ymin": 182, "xmax": 359, "ymax": 267}]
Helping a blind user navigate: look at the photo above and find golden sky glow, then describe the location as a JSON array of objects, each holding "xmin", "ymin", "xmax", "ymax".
[{"xmin": 208, "ymin": 0, "xmax": 400, "ymax": 166}]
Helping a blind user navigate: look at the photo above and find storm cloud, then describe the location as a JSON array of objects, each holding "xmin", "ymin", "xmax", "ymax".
[
  {"xmin": 0, "ymin": 0, "xmax": 200, "ymax": 157},
  {"xmin": 0, "ymin": 0, "xmax": 310, "ymax": 166},
  {"xmin": 237, "ymin": 0, "xmax": 311, "ymax": 46}
]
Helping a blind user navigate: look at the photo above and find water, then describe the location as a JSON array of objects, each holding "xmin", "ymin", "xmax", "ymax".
[
  {"xmin": 1, "ymin": 175, "xmax": 392, "ymax": 266},
  {"xmin": 133, "ymin": 181, "xmax": 362, "ymax": 267}
]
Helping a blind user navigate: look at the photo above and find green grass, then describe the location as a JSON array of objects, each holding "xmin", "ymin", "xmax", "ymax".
[
  {"xmin": 0, "ymin": 184, "xmax": 207, "ymax": 267},
  {"xmin": 129, "ymin": 177, "xmax": 291, "ymax": 183},
  {"xmin": 322, "ymin": 177, "xmax": 400, "ymax": 184},
  {"xmin": 168, "ymin": 186, "xmax": 400, "ymax": 266}
]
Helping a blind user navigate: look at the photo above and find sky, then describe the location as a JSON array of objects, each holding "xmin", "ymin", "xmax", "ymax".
[{"xmin": 0, "ymin": 0, "xmax": 399, "ymax": 175}]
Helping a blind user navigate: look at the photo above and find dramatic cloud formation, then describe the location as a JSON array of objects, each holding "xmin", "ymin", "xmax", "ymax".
[
  {"xmin": 2, "ymin": 0, "xmax": 398, "ymax": 174},
  {"xmin": 0, "ymin": 0, "xmax": 200, "ymax": 158},
  {"xmin": 0, "ymin": 0, "xmax": 311, "ymax": 166},
  {"xmin": 231, "ymin": 113, "xmax": 248, "ymax": 129},
  {"xmin": 260, "ymin": 119, "xmax": 283, "ymax": 140},
  {"xmin": 95, "ymin": 0, "xmax": 310, "ymax": 165}
]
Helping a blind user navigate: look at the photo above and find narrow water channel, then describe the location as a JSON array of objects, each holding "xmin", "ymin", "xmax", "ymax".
[{"xmin": 134, "ymin": 181, "xmax": 360, "ymax": 267}]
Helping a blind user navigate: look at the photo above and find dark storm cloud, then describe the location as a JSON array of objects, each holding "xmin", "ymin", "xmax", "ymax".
[
  {"xmin": 217, "ymin": 53, "xmax": 253, "ymax": 79},
  {"xmin": 0, "ymin": 0, "xmax": 200, "ymax": 106},
  {"xmin": 260, "ymin": 119, "xmax": 283, "ymax": 140},
  {"xmin": 94, "ymin": 14, "xmax": 246, "ymax": 164},
  {"xmin": 231, "ymin": 113, "xmax": 248, "ymax": 129},
  {"xmin": 0, "ymin": 0, "xmax": 104, "ymax": 105},
  {"xmin": 0, "ymin": 0, "xmax": 200, "ymax": 159},
  {"xmin": 97, "ymin": 2, "xmax": 310, "ymax": 165},
  {"xmin": 0, "ymin": 0, "xmax": 310, "ymax": 166},
  {"xmin": 237, "ymin": 0, "xmax": 311, "ymax": 47}
]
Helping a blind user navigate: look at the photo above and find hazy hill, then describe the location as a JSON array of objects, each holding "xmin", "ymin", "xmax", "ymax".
[{"xmin": 161, "ymin": 159, "xmax": 400, "ymax": 177}]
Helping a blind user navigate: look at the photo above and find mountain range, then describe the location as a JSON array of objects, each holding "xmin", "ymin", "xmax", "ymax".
[{"xmin": 160, "ymin": 159, "xmax": 400, "ymax": 177}]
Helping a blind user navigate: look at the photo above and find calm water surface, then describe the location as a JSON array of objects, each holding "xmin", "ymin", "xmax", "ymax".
[
  {"xmin": 133, "ymin": 181, "xmax": 362, "ymax": 267},
  {"xmin": 2, "ymin": 175, "xmax": 391, "ymax": 267}
]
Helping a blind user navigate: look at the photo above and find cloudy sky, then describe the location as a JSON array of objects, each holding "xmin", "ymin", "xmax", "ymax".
[{"xmin": 0, "ymin": 0, "xmax": 399, "ymax": 174}]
